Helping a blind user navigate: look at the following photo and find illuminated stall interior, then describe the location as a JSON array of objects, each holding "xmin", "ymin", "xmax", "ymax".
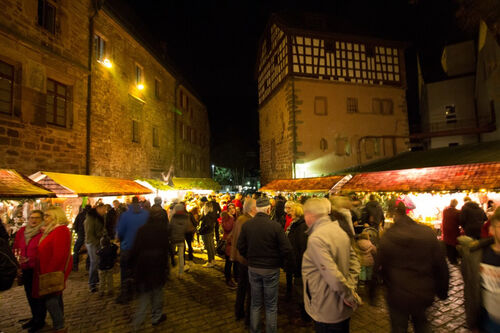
[
  {"xmin": 259, "ymin": 175, "xmax": 348, "ymax": 197},
  {"xmin": 340, "ymin": 162, "xmax": 500, "ymax": 231}
]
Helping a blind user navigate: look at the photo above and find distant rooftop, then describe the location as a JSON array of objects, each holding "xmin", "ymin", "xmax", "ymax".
[{"xmin": 335, "ymin": 141, "xmax": 500, "ymax": 174}]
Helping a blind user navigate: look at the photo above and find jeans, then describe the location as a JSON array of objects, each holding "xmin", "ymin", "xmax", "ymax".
[
  {"xmin": 72, "ymin": 235, "xmax": 84, "ymax": 270},
  {"xmin": 45, "ymin": 293, "xmax": 64, "ymax": 330},
  {"xmin": 22, "ymin": 269, "xmax": 46, "ymax": 325},
  {"xmin": 175, "ymin": 242, "xmax": 185, "ymax": 275},
  {"xmin": 235, "ymin": 264, "xmax": 251, "ymax": 323},
  {"xmin": 248, "ymin": 268, "xmax": 280, "ymax": 333},
  {"xmin": 389, "ymin": 305, "xmax": 431, "ymax": 333},
  {"xmin": 202, "ymin": 232, "xmax": 215, "ymax": 262},
  {"xmin": 86, "ymin": 243, "xmax": 99, "ymax": 288},
  {"xmin": 314, "ymin": 319, "xmax": 350, "ymax": 333},
  {"xmin": 119, "ymin": 249, "xmax": 133, "ymax": 301},
  {"xmin": 98, "ymin": 269, "xmax": 114, "ymax": 294},
  {"xmin": 133, "ymin": 287, "xmax": 164, "ymax": 330}
]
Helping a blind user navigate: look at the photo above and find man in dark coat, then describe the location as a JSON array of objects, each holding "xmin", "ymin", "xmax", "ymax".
[
  {"xmin": 371, "ymin": 202, "xmax": 449, "ymax": 333},
  {"xmin": 237, "ymin": 197, "xmax": 293, "ymax": 333},
  {"xmin": 442, "ymin": 199, "xmax": 461, "ymax": 264},
  {"xmin": 460, "ymin": 197, "xmax": 488, "ymax": 239},
  {"xmin": 72, "ymin": 205, "xmax": 91, "ymax": 271},
  {"xmin": 362, "ymin": 194, "xmax": 385, "ymax": 230},
  {"xmin": 130, "ymin": 208, "xmax": 170, "ymax": 330}
]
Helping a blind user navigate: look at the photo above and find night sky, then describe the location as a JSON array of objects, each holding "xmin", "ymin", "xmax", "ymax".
[{"xmin": 116, "ymin": 0, "xmax": 471, "ymax": 171}]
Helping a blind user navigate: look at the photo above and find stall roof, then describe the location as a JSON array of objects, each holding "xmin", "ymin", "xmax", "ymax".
[
  {"xmin": 0, "ymin": 170, "xmax": 55, "ymax": 198},
  {"xmin": 341, "ymin": 162, "xmax": 500, "ymax": 192},
  {"xmin": 30, "ymin": 171, "xmax": 153, "ymax": 197},
  {"xmin": 260, "ymin": 175, "xmax": 346, "ymax": 193},
  {"xmin": 139, "ymin": 177, "xmax": 221, "ymax": 191}
]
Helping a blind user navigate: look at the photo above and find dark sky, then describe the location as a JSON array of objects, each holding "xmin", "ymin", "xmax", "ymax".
[{"xmin": 118, "ymin": 0, "xmax": 470, "ymax": 170}]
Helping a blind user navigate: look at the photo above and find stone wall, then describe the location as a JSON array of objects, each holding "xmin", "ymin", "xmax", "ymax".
[
  {"xmin": 0, "ymin": 1, "xmax": 210, "ymax": 180},
  {"xmin": 0, "ymin": 0, "xmax": 89, "ymax": 175},
  {"xmin": 259, "ymin": 79, "xmax": 294, "ymax": 185}
]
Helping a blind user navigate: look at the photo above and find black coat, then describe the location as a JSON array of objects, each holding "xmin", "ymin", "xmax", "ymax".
[
  {"xmin": 237, "ymin": 212, "xmax": 292, "ymax": 269},
  {"xmin": 199, "ymin": 212, "xmax": 218, "ymax": 235},
  {"xmin": 372, "ymin": 215, "xmax": 449, "ymax": 311},
  {"xmin": 286, "ymin": 217, "xmax": 308, "ymax": 277},
  {"xmin": 129, "ymin": 219, "xmax": 170, "ymax": 292}
]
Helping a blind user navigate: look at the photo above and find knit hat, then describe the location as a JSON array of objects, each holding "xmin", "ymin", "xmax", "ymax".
[
  {"xmin": 256, "ymin": 197, "xmax": 270, "ymax": 207},
  {"xmin": 200, "ymin": 196, "xmax": 208, "ymax": 202}
]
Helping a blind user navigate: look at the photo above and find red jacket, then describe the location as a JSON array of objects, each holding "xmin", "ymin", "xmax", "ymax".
[
  {"xmin": 284, "ymin": 215, "xmax": 293, "ymax": 232},
  {"xmin": 442, "ymin": 206, "xmax": 461, "ymax": 246},
  {"xmin": 232, "ymin": 199, "xmax": 243, "ymax": 211},
  {"xmin": 13, "ymin": 226, "xmax": 43, "ymax": 270},
  {"xmin": 222, "ymin": 215, "xmax": 234, "ymax": 257},
  {"xmin": 33, "ymin": 225, "xmax": 72, "ymax": 298}
]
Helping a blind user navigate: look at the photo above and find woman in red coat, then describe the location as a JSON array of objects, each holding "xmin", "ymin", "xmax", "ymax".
[
  {"xmin": 33, "ymin": 207, "xmax": 72, "ymax": 332},
  {"xmin": 13, "ymin": 210, "xmax": 46, "ymax": 332},
  {"xmin": 221, "ymin": 211, "xmax": 237, "ymax": 289}
]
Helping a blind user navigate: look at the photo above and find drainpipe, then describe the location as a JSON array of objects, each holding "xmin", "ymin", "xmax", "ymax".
[
  {"xmin": 291, "ymin": 77, "xmax": 297, "ymax": 178},
  {"xmin": 86, "ymin": 1, "xmax": 102, "ymax": 175},
  {"xmin": 173, "ymin": 80, "xmax": 180, "ymax": 170}
]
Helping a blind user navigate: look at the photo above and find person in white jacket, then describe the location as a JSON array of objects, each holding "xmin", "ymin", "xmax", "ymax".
[{"xmin": 301, "ymin": 198, "xmax": 361, "ymax": 333}]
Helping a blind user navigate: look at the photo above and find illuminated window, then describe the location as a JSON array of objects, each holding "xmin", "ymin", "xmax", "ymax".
[
  {"xmin": 0, "ymin": 60, "xmax": 14, "ymax": 116},
  {"xmin": 135, "ymin": 64, "xmax": 143, "ymax": 85},
  {"xmin": 37, "ymin": 0, "xmax": 56, "ymax": 34},
  {"xmin": 314, "ymin": 97, "xmax": 327, "ymax": 115},
  {"xmin": 445, "ymin": 105, "xmax": 457, "ymax": 124},
  {"xmin": 132, "ymin": 120, "xmax": 140, "ymax": 143},
  {"xmin": 347, "ymin": 97, "xmax": 358, "ymax": 113},
  {"xmin": 152, "ymin": 127, "xmax": 159, "ymax": 147},
  {"xmin": 46, "ymin": 79, "xmax": 68, "ymax": 127},
  {"xmin": 94, "ymin": 34, "xmax": 106, "ymax": 62}
]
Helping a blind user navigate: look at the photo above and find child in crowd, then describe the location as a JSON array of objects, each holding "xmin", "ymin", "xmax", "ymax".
[
  {"xmin": 355, "ymin": 231, "xmax": 377, "ymax": 284},
  {"xmin": 96, "ymin": 235, "xmax": 118, "ymax": 296}
]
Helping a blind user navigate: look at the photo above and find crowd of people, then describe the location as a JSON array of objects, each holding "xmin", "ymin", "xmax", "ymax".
[{"xmin": 0, "ymin": 191, "xmax": 499, "ymax": 333}]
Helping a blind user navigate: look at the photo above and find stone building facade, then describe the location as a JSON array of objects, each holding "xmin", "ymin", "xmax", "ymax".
[
  {"xmin": 0, "ymin": 0, "xmax": 210, "ymax": 179},
  {"xmin": 257, "ymin": 14, "xmax": 409, "ymax": 184}
]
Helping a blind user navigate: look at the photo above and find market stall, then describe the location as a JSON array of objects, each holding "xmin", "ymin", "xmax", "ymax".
[
  {"xmin": 136, "ymin": 177, "xmax": 221, "ymax": 204},
  {"xmin": 30, "ymin": 171, "xmax": 153, "ymax": 223},
  {"xmin": 0, "ymin": 169, "xmax": 55, "ymax": 235},
  {"xmin": 339, "ymin": 161, "xmax": 500, "ymax": 231},
  {"xmin": 260, "ymin": 175, "xmax": 349, "ymax": 196}
]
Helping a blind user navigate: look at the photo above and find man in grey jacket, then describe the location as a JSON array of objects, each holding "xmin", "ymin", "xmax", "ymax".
[{"xmin": 302, "ymin": 198, "xmax": 361, "ymax": 333}]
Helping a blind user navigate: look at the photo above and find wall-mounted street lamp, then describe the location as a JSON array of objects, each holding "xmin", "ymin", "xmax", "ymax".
[
  {"xmin": 137, "ymin": 83, "xmax": 145, "ymax": 90},
  {"xmin": 102, "ymin": 58, "xmax": 112, "ymax": 68}
]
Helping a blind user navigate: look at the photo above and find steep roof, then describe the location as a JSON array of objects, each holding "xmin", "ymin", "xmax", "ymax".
[
  {"xmin": 29, "ymin": 172, "xmax": 152, "ymax": 197},
  {"xmin": 260, "ymin": 175, "xmax": 345, "ymax": 193},
  {"xmin": 341, "ymin": 162, "xmax": 500, "ymax": 192},
  {"xmin": 0, "ymin": 170, "xmax": 54, "ymax": 198}
]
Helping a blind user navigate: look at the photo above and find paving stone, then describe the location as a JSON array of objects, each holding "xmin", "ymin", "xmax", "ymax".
[{"xmin": 0, "ymin": 254, "xmax": 468, "ymax": 332}]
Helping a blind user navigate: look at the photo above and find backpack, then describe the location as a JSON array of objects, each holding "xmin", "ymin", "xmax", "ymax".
[{"xmin": 0, "ymin": 238, "xmax": 18, "ymax": 291}]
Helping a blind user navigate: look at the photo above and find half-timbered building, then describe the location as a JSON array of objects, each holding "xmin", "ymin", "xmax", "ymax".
[{"xmin": 257, "ymin": 13, "xmax": 410, "ymax": 184}]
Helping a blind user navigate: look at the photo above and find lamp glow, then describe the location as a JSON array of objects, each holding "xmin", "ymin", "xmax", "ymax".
[
  {"xmin": 137, "ymin": 83, "xmax": 144, "ymax": 90},
  {"xmin": 102, "ymin": 58, "xmax": 112, "ymax": 68}
]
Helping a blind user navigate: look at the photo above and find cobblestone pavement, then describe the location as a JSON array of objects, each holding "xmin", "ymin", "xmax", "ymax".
[{"xmin": 0, "ymin": 251, "xmax": 469, "ymax": 333}]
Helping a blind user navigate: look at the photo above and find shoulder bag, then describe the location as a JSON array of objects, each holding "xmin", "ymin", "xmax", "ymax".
[{"xmin": 38, "ymin": 234, "xmax": 71, "ymax": 297}]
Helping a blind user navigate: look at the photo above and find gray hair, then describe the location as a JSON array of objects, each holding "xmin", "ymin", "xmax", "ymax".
[
  {"xmin": 304, "ymin": 198, "xmax": 330, "ymax": 217},
  {"xmin": 243, "ymin": 198, "xmax": 256, "ymax": 214},
  {"xmin": 154, "ymin": 197, "xmax": 162, "ymax": 205}
]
